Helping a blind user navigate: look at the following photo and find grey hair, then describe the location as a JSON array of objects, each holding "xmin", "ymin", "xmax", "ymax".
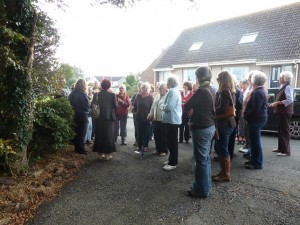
[
  {"xmin": 159, "ymin": 81, "xmax": 167, "ymax": 90},
  {"xmin": 195, "ymin": 66, "xmax": 212, "ymax": 82},
  {"xmin": 137, "ymin": 81, "xmax": 143, "ymax": 88},
  {"xmin": 119, "ymin": 84, "xmax": 126, "ymax": 91},
  {"xmin": 141, "ymin": 82, "xmax": 151, "ymax": 90},
  {"xmin": 280, "ymin": 71, "xmax": 293, "ymax": 84},
  {"xmin": 167, "ymin": 75, "xmax": 178, "ymax": 88},
  {"xmin": 251, "ymin": 70, "xmax": 267, "ymax": 86}
]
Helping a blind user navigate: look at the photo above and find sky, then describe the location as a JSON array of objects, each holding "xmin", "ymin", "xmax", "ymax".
[{"xmin": 41, "ymin": 0, "xmax": 300, "ymax": 77}]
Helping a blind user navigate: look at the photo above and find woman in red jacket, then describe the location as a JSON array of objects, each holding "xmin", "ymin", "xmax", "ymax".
[
  {"xmin": 179, "ymin": 81, "xmax": 193, "ymax": 143},
  {"xmin": 114, "ymin": 84, "xmax": 130, "ymax": 145}
]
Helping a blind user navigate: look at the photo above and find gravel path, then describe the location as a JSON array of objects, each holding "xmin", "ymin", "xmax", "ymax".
[{"xmin": 28, "ymin": 117, "xmax": 300, "ymax": 225}]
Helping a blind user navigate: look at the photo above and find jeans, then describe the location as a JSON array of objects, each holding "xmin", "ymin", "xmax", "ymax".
[
  {"xmin": 215, "ymin": 127, "xmax": 235, "ymax": 158},
  {"xmin": 85, "ymin": 116, "xmax": 93, "ymax": 141},
  {"xmin": 248, "ymin": 118, "xmax": 267, "ymax": 169},
  {"xmin": 114, "ymin": 115, "xmax": 128, "ymax": 141},
  {"xmin": 192, "ymin": 125, "xmax": 215, "ymax": 197}
]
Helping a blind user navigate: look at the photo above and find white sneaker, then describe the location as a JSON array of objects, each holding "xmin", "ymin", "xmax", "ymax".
[
  {"xmin": 163, "ymin": 161, "xmax": 169, "ymax": 165},
  {"xmin": 163, "ymin": 165, "xmax": 177, "ymax": 170},
  {"xmin": 276, "ymin": 153, "xmax": 289, "ymax": 156},
  {"xmin": 239, "ymin": 148, "xmax": 248, "ymax": 153}
]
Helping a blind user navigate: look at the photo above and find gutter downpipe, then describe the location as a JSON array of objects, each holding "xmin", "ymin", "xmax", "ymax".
[{"xmin": 295, "ymin": 61, "xmax": 299, "ymax": 88}]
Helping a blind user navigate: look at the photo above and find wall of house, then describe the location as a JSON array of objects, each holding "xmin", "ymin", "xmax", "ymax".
[
  {"xmin": 140, "ymin": 72, "xmax": 155, "ymax": 85},
  {"xmin": 157, "ymin": 63, "xmax": 300, "ymax": 90}
]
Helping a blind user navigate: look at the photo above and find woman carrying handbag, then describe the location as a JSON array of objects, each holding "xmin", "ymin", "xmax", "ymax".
[{"xmin": 213, "ymin": 71, "xmax": 236, "ymax": 182}]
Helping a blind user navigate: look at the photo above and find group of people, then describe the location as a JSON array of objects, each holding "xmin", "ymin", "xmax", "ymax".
[
  {"xmin": 68, "ymin": 67, "xmax": 294, "ymax": 199},
  {"xmin": 69, "ymin": 79, "xmax": 130, "ymax": 161}
]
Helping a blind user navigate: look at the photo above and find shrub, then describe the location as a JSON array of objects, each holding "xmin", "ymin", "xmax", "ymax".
[
  {"xmin": 0, "ymin": 139, "xmax": 17, "ymax": 174},
  {"xmin": 29, "ymin": 97, "xmax": 75, "ymax": 156}
]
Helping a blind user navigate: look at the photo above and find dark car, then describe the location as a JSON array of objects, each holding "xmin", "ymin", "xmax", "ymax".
[{"xmin": 263, "ymin": 88, "xmax": 300, "ymax": 139}]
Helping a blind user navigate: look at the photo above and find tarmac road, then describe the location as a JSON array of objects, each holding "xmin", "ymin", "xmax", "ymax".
[{"xmin": 28, "ymin": 116, "xmax": 300, "ymax": 225}]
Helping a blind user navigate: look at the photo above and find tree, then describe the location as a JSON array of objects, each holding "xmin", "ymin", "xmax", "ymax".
[
  {"xmin": 123, "ymin": 73, "xmax": 138, "ymax": 97},
  {"xmin": 0, "ymin": 0, "xmax": 66, "ymax": 170},
  {"xmin": 32, "ymin": 9, "xmax": 63, "ymax": 97},
  {"xmin": 58, "ymin": 64, "xmax": 75, "ymax": 88},
  {"xmin": 0, "ymin": 0, "xmax": 38, "ymax": 169}
]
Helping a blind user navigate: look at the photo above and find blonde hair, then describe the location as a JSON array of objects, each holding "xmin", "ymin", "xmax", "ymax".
[{"xmin": 119, "ymin": 84, "xmax": 126, "ymax": 92}]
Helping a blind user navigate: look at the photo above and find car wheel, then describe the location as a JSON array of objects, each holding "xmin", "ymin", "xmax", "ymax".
[{"xmin": 289, "ymin": 118, "xmax": 300, "ymax": 139}]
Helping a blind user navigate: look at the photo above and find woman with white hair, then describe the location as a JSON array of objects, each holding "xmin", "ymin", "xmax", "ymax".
[
  {"xmin": 243, "ymin": 71, "xmax": 268, "ymax": 169},
  {"xmin": 147, "ymin": 82, "xmax": 168, "ymax": 156},
  {"xmin": 161, "ymin": 75, "xmax": 182, "ymax": 170},
  {"xmin": 269, "ymin": 71, "xmax": 294, "ymax": 156},
  {"xmin": 114, "ymin": 84, "xmax": 130, "ymax": 145}
]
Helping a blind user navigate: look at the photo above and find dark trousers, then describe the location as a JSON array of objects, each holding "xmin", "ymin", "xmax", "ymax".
[
  {"xmin": 74, "ymin": 112, "xmax": 88, "ymax": 153},
  {"xmin": 137, "ymin": 120, "xmax": 151, "ymax": 149},
  {"xmin": 166, "ymin": 123, "xmax": 179, "ymax": 166},
  {"xmin": 179, "ymin": 112, "xmax": 190, "ymax": 142},
  {"xmin": 248, "ymin": 118, "xmax": 267, "ymax": 168},
  {"xmin": 133, "ymin": 114, "xmax": 138, "ymax": 141},
  {"xmin": 228, "ymin": 117, "xmax": 240, "ymax": 159},
  {"xmin": 114, "ymin": 115, "xmax": 128, "ymax": 141},
  {"xmin": 277, "ymin": 114, "xmax": 291, "ymax": 155},
  {"xmin": 153, "ymin": 121, "xmax": 167, "ymax": 154}
]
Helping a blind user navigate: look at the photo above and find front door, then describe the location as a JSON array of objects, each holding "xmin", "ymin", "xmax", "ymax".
[{"xmin": 270, "ymin": 66, "xmax": 281, "ymax": 88}]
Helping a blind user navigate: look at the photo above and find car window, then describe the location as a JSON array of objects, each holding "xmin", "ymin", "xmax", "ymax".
[
  {"xmin": 294, "ymin": 91, "xmax": 300, "ymax": 102},
  {"xmin": 268, "ymin": 93, "xmax": 276, "ymax": 103}
]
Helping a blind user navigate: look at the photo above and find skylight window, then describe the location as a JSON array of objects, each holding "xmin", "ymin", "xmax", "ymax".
[
  {"xmin": 189, "ymin": 42, "xmax": 203, "ymax": 51},
  {"xmin": 239, "ymin": 32, "xmax": 259, "ymax": 44}
]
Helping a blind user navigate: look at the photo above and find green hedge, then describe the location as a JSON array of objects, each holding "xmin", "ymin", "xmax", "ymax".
[{"xmin": 29, "ymin": 97, "xmax": 75, "ymax": 155}]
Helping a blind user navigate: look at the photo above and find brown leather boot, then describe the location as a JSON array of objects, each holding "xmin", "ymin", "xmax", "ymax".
[
  {"xmin": 212, "ymin": 157, "xmax": 223, "ymax": 178},
  {"xmin": 223, "ymin": 157, "xmax": 231, "ymax": 182},
  {"xmin": 213, "ymin": 157, "xmax": 231, "ymax": 182}
]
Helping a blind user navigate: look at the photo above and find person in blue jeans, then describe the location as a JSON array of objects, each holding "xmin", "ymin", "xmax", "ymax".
[
  {"xmin": 213, "ymin": 71, "xmax": 236, "ymax": 182},
  {"xmin": 184, "ymin": 66, "xmax": 216, "ymax": 198},
  {"xmin": 243, "ymin": 71, "xmax": 268, "ymax": 169}
]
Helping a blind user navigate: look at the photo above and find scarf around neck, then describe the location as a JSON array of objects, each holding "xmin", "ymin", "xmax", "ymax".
[{"xmin": 199, "ymin": 81, "xmax": 210, "ymax": 87}]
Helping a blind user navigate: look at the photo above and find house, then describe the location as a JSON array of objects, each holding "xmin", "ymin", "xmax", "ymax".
[
  {"xmin": 153, "ymin": 2, "xmax": 300, "ymax": 89},
  {"xmin": 94, "ymin": 75, "xmax": 127, "ymax": 92},
  {"xmin": 140, "ymin": 48, "xmax": 168, "ymax": 85}
]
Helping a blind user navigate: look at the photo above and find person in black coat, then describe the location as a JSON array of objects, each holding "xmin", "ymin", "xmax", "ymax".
[
  {"xmin": 92, "ymin": 79, "xmax": 118, "ymax": 160},
  {"xmin": 69, "ymin": 79, "xmax": 90, "ymax": 154}
]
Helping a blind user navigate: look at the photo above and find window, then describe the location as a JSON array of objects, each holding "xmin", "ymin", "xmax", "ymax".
[
  {"xmin": 239, "ymin": 32, "xmax": 259, "ymax": 44},
  {"xmin": 183, "ymin": 69, "xmax": 196, "ymax": 82},
  {"xmin": 158, "ymin": 71, "xmax": 172, "ymax": 82},
  {"xmin": 222, "ymin": 66, "xmax": 249, "ymax": 83},
  {"xmin": 189, "ymin": 42, "xmax": 203, "ymax": 51},
  {"xmin": 270, "ymin": 65, "xmax": 293, "ymax": 88},
  {"xmin": 283, "ymin": 65, "xmax": 293, "ymax": 72}
]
